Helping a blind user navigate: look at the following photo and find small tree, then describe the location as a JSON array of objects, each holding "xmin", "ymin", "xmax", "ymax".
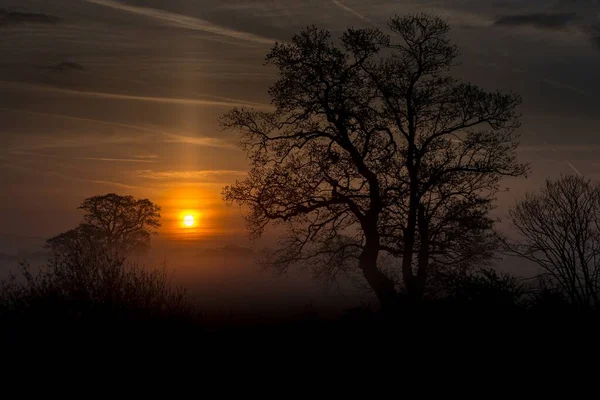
[
  {"xmin": 47, "ymin": 194, "xmax": 161, "ymax": 260},
  {"xmin": 222, "ymin": 14, "xmax": 526, "ymax": 307},
  {"xmin": 507, "ymin": 175, "xmax": 600, "ymax": 309}
]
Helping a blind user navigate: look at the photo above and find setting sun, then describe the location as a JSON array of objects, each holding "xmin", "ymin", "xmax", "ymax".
[{"xmin": 183, "ymin": 215, "xmax": 195, "ymax": 228}]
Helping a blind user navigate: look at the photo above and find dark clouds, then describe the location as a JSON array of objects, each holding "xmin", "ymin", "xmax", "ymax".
[
  {"xmin": 494, "ymin": 12, "xmax": 578, "ymax": 30},
  {"xmin": 492, "ymin": 8, "xmax": 600, "ymax": 50},
  {"xmin": 42, "ymin": 61, "xmax": 85, "ymax": 72},
  {"xmin": 0, "ymin": 8, "xmax": 62, "ymax": 26}
]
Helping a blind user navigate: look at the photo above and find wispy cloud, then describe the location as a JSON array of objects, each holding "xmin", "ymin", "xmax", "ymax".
[
  {"xmin": 331, "ymin": 0, "xmax": 374, "ymax": 24},
  {"xmin": 10, "ymin": 151, "xmax": 60, "ymax": 159},
  {"xmin": 0, "ymin": 9, "xmax": 61, "ymax": 26},
  {"xmin": 85, "ymin": 0, "xmax": 275, "ymax": 45},
  {"xmin": 9, "ymin": 134, "xmax": 147, "ymax": 151},
  {"xmin": 0, "ymin": 107, "xmax": 168, "ymax": 135},
  {"xmin": 518, "ymin": 144, "xmax": 600, "ymax": 152},
  {"xmin": 2, "ymin": 162, "xmax": 145, "ymax": 190},
  {"xmin": 79, "ymin": 157, "xmax": 158, "ymax": 163},
  {"xmin": 1, "ymin": 107, "xmax": 236, "ymax": 151},
  {"xmin": 10, "ymin": 151, "xmax": 158, "ymax": 164},
  {"xmin": 136, "ymin": 169, "xmax": 247, "ymax": 181},
  {"xmin": 164, "ymin": 134, "xmax": 237, "ymax": 150},
  {"xmin": 492, "ymin": 11, "xmax": 599, "ymax": 49},
  {"xmin": 494, "ymin": 13, "xmax": 578, "ymax": 31},
  {"xmin": 87, "ymin": 179, "xmax": 143, "ymax": 190},
  {"xmin": 0, "ymin": 80, "xmax": 273, "ymax": 110},
  {"xmin": 132, "ymin": 154, "xmax": 160, "ymax": 159}
]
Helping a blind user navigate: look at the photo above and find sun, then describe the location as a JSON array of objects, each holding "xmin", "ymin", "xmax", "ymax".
[{"xmin": 183, "ymin": 214, "xmax": 195, "ymax": 228}]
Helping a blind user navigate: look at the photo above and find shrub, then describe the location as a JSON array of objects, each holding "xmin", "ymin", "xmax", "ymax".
[{"xmin": 0, "ymin": 247, "xmax": 193, "ymax": 325}]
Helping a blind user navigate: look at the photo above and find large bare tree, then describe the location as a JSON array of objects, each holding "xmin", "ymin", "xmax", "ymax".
[
  {"xmin": 222, "ymin": 14, "xmax": 527, "ymax": 307},
  {"xmin": 507, "ymin": 175, "xmax": 600, "ymax": 309}
]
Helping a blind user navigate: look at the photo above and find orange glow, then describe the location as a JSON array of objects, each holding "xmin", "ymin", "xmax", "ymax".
[
  {"xmin": 156, "ymin": 186, "xmax": 216, "ymax": 239},
  {"xmin": 153, "ymin": 183, "xmax": 246, "ymax": 241},
  {"xmin": 179, "ymin": 210, "xmax": 201, "ymax": 229},
  {"xmin": 183, "ymin": 214, "xmax": 195, "ymax": 227}
]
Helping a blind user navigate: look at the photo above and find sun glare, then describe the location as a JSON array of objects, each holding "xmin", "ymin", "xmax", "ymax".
[{"xmin": 183, "ymin": 214, "xmax": 195, "ymax": 228}]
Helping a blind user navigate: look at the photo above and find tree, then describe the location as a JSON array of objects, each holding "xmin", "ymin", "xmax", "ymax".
[
  {"xmin": 47, "ymin": 194, "xmax": 161, "ymax": 260},
  {"xmin": 222, "ymin": 14, "xmax": 527, "ymax": 308},
  {"xmin": 506, "ymin": 175, "xmax": 600, "ymax": 309}
]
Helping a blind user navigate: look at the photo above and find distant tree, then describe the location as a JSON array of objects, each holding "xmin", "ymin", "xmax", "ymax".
[
  {"xmin": 47, "ymin": 194, "xmax": 161, "ymax": 260},
  {"xmin": 506, "ymin": 175, "xmax": 600, "ymax": 309},
  {"xmin": 222, "ymin": 14, "xmax": 527, "ymax": 308}
]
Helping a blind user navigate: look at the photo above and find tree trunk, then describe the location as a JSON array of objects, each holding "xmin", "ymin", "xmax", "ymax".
[
  {"xmin": 359, "ymin": 238, "xmax": 397, "ymax": 310},
  {"xmin": 415, "ymin": 204, "xmax": 429, "ymax": 301},
  {"xmin": 402, "ymin": 198, "xmax": 418, "ymax": 300}
]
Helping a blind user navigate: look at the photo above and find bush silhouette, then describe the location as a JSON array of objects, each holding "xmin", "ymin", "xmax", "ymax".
[{"xmin": 1, "ymin": 247, "xmax": 193, "ymax": 325}]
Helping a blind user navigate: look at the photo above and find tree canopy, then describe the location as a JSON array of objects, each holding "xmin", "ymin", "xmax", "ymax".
[
  {"xmin": 222, "ymin": 13, "xmax": 527, "ymax": 307},
  {"xmin": 47, "ymin": 193, "xmax": 161, "ymax": 260}
]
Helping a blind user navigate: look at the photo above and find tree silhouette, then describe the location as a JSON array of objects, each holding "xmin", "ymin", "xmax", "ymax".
[
  {"xmin": 222, "ymin": 14, "xmax": 527, "ymax": 308},
  {"xmin": 506, "ymin": 175, "xmax": 600, "ymax": 309},
  {"xmin": 47, "ymin": 194, "xmax": 161, "ymax": 261}
]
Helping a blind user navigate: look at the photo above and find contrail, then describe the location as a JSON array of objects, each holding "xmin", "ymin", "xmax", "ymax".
[
  {"xmin": 567, "ymin": 162, "xmax": 583, "ymax": 177},
  {"xmin": 530, "ymin": 132, "xmax": 583, "ymax": 176},
  {"xmin": 331, "ymin": 0, "xmax": 374, "ymax": 24},
  {"xmin": 85, "ymin": 0, "xmax": 274, "ymax": 45}
]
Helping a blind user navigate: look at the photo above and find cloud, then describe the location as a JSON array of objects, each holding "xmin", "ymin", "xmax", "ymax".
[
  {"xmin": 2, "ymin": 162, "xmax": 145, "ymax": 190},
  {"xmin": 518, "ymin": 143, "xmax": 600, "ymax": 153},
  {"xmin": 0, "ymin": 80, "xmax": 273, "ymax": 110},
  {"xmin": 78, "ymin": 157, "xmax": 158, "ymax": 163},
  {"xmin": 331, "ymin": 1, "xmax": 374, "ymax": 24},
  {"xmin": 0, "ymin": 9, "xmax": 62, "ymax": 26},
  {"xmin": 85, "ymin": 0, "xmax": 274, "ymax": 45},
  {"xmin": 0, "ymin": 107, "xmax": 167, "ymax": 135},
  {"xmin": 1, "ymin": 107, "xmax": 237, "ymax": 153},
  {"xmin": 1, "ymin": 107, "xmax": 236, "ymax": 151},
  {"xmin": 10, "ymin": 151, "xmax": 61, "ymax": 159},
  {"xmin": 41, "ymin": 61, "xmax": 85, "ymax": 72},
  {"xmin": 136, "ymin": 169, "xmax": 247, "ymax": 182},
  {"xmin": 11, "ymin": 151, "xmax": 159, "ymax": 164},
  {"xmin": 494, "ymin": 13, "xmax": 578, "ymax": 30},
  {"xmin": 132, "ymin": 155, "xmax": 160, "ymax": 159},
  {"xmin": 164, "ymin": 134, "xmax": 236, "ymax": 149}
]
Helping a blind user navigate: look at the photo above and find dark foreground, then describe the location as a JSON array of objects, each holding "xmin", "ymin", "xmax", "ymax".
[
  {"xmin": 3, "ymin": 300, "xmax": 599, "ymax": 356},
  {"xmin": 2, "ymin": 258, "xmax": 599, "ymax": 357}
]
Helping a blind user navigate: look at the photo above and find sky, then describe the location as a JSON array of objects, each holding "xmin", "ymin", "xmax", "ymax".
[{"xmin": 1, "ymin": 0, "xmax": 600, "ymax": 264}]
